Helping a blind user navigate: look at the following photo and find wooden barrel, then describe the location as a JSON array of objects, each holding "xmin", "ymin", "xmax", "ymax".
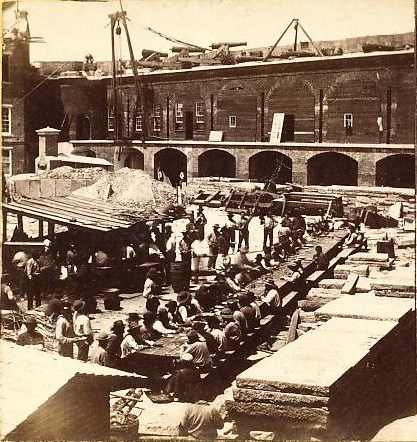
[
  {"xmin": 110, "ymin": 421, "xmax": 138, "ymax": 441},
  {"xmin": 170, "ymin": 261, "xmax": 191, "ymax": 293},
  {"xmin": 103, "ymin": 288, "xmax": 121, "ymax": 310}
]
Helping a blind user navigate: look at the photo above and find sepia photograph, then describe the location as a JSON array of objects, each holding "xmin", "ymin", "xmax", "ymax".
[{"xmin": 1, "ymin": 0, "xmax": 416, "ymax": 440}]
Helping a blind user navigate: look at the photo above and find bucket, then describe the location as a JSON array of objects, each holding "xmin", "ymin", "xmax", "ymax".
[
  {"xmin": 103, "ymin": 288, "xmax": 121, "ymax": 310},
  {"xmin": 170, "ymin": 261, "xmax": 191, "ymax": 293},
  {"xmin": 110, "ymin": 421, "xmax": 139, "ymax": 441}
]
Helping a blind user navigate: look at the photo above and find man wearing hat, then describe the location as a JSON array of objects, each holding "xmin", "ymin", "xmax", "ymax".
[
  {"xmin": 106, "ymin": 320, "xmax": 125, "ymax": 368},
  {"xmin": 16, "ymin": 317, "xmax": 44, "ymax": 349},
  {"xmin": 177, "ymin": 291, "xmax": 202, "ymax": 324},
  {"xmin": 194, "ymin": 206, "xmax": 207, "ymax": 240},
  {"xmin": 207, "ymin": 224, "xmax": 220, "ymax": 269},
  {"xmin": 56, "ymin": 302, "xmax": 83, "ymax": 358},
  {"xmin": 260, "ymin": 279, "xmax": 282, "ymax": 316},
  {"xmin": 181, "ymin": 330, "xmax": 213, "ymax": 373},
  {"xmin": 232, "ymin": 246, "xmax": 260, "ymax": 285},
  {"xmin": 286, "ymin": 260, "xmax": 304, "ymax": 283},
  {"xmin": 236, "ymin": 210, "xmax": 253, "ymax": 249},
  {"xmin": 72, "ymin": 300, "xmax": 93, "ymax": 361},
  {"xmin": 90, "ymin": 331, "xmax": 110, "ymax": 366},
  {"xmin": 143, "ymin": 267, "xmax": 162, "ymax": 299},
  {"xmin": 221, "ymin": 308, "xmax": 242, "ymax": 351}
]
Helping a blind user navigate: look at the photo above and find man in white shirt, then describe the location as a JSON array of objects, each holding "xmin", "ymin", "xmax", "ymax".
[{"xmin": 72, "ymin": 300, "xmax": 93, "ymax": 361}]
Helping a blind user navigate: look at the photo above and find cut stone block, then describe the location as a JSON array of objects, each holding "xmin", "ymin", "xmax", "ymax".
[
  {"xmin": 225, "ymin": 400, "xmax": 329, "ymax": 425},
  {"xmin": 318, "ymin": 279, "xmax": 346, "ymax": 290},
  {"xmin": 235, "ymin": 317, "xmax": 397, "ymax": 396},
  {"xmin": 349, "ymin": 252, "xmax": 389, "ymax": 263},
  {"xmin": 393, "ymin": 234, "xmax": 415, "ymax": 248},
  {"xmin": 232, "ymin": 388, "xmax": 329, "ymax": 407},
  {"xmin": 298, "ymin": 299, "xmax": 327, "ymax": 311},
  {"xmin": 334, "ymin": 264, "xmax": 369, "ymax": 278},
  {"xmin": 307, "ymin": 288, "xmax": 341, "ymax": 300},
  {"xmin": 341, "ymin": 274, "xmax": 359, "ymax": 294},
  {"xmin": 314, "ymin": 293, "xmax": 414, "ymax": 322},
  {"xmin": 369, "ymin": 280, "xmax": 415, "ymax": 293}
]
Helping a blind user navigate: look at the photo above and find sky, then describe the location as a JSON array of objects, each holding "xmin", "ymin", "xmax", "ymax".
[{"xmin": 2, "ymin": 0, "xmax": 415, "ymax": 62}]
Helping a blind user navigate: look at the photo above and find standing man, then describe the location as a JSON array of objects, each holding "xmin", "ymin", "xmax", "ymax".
[
  {"xmin": 194, "ymin": 207, "xmax": 207, "ymax": 240},
  {"xmin": 26, "ymin": 251, "xmax": 41, "ymax": 310},
  {"xmin": 224, "ymin": 213, "xmax": 237, "ymax": 253},
  {"xmin": 236, "ymin": 211, "xmax": 253, "ymax": 249},
  {"xmin": 263, "ymin": 214, "xmax": 276, "ymax": 249},
  {"xmin": 207, "ymin": 224, "xmax": 220, "ymax": 269},
  {"xmin": 72, "ymin": 300, "xmax": 93, "ymax": 361},
  {"xmin": 55, "ymin": 302, "xmax": 82, "ymax": 358}
]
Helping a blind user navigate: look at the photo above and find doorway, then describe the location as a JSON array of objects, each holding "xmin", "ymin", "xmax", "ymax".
[{"xmin": 185, "ymin": 111, "xmax": 193, "ymax": 140}]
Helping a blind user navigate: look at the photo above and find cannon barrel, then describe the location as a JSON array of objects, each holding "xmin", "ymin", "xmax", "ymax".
[
  {"xmin": 171, "ymin": 46, "xmax": 205, "ymax": 53},
  {"xmin": 142, "ymin": 49, "xmax": 168, "ymax": 58},
  {"xmin": 211, "ymin": 41, "xmax": 247, "ymax": 49}
]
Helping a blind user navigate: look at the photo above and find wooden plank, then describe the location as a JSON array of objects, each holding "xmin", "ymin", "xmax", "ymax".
[
  {"xmin": 282, "ymin": 291, "xmax": 298, "ymax": 308},
  {"xmin": 286, "ymin": 308, "xmax": 300, "ymax": 344},
  {"xmin": 307, "ymin": 270, "xmax": 325, "ymax": 283},
  {"xmin": 47, "ymin": 197, "xmax": 134, "ymax": 227},
  {"xmin": 3, "ymin": 202, "xmax": 110, "ymax": 232},
  {"xmin": 19, "ymin": 199, "xmax": 118, "ymax": 229}
]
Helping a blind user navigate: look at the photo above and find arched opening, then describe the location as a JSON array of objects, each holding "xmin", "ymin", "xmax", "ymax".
[
  {"xmin": 124, "ymin": 151, "xmax": 144, "ymax": 170},
  {"xmin": 249, "ymin": 151, "xmax": 292, "ymax": 184},
  {"xmin": 198, "ymin": 149, "xmax": 236, "ymax": 177},
  {"xmin": 154, "ymin": 148, "xmax": 187, "ymax": 187},
  {"xmin": 376, "ymin": 154, "xmax": 415, "ymax": 188},
  {"xmin": 308, "ymin": 152, "xmax": 358, "ymax": 186}
]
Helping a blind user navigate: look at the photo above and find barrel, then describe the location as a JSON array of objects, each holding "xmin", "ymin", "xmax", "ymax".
[
  {"xmin": 170, "ymin": 261, "xmax": 191, "ymax": 293},
  {"xmin": 103, "ymin": 288, "xmax": 121, "ymax": 310}
]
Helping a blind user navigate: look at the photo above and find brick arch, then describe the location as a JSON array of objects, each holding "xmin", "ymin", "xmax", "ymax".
[
  {"xmin": 324, "ymin": 71, "xmax": 383, "ymax": 143},
  {"xmin": 198, "ymin": 149, "xmax": 236, "ymax": 177},
  {"xmin": 154, "ymin": 147, "xmax": 187, "ymax": 186},
  {"xmin": 265, "ymin": 77, "xmax": 316, "ymax": 142},
  {"xmin": 217, "ymin": 80, "xmax": 258, "ymax": 141},
  {"xmin": 307, "ymin": 152, "xmax": 358, "ymax": 186},
  {"xmin": 249, "ymin": 150, "xmax": 292, "ymax": 183},
  {"xmin": 121, "ymin": 147, "xmax": 144, "ymax": 170},
  {"xmin": 376, "ymin": 153, "xmax": 415, "ymax": 188}
]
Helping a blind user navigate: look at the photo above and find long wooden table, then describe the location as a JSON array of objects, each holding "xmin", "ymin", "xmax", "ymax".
[{"xmin": 123, "ymin": 230, "xmax": 348, "ymax": 377}]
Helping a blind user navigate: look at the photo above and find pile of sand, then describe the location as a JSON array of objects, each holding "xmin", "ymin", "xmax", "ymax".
[{"xmin": 72, "ymin": 167, "xmax": 177, "ymax": 214}]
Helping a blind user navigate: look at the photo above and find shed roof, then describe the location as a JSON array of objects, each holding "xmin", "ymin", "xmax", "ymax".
[
  {"xmin": 2, "ymin": 195, "xmax": 166, "ymax": 232},
  {"xmin": 0, "ymin": 341, "xmax": 141, "ymax": 439}
]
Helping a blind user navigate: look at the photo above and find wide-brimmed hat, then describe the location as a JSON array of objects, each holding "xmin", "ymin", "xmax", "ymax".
[
  {"xmin": 127, "ymin": 312, "xmax": 140, "ymax": 322},
  {"xmin": 239, "ymin": 246, "xmax": 249, "ymax": 253},
  {"xmin": 24, "ymin": 316, "xmax": 37, "ymax": 325},
  {"xmin": 73, "ymin": 300, "xmax": 86, "ymax": 311},
  {"xmin": 213, "ymin": 224, "xmax": 220, "ymax": 229},
  {"xmin": 177, "ymin": 291, "xmax": 191, "ymax": 304},
  {"xmin": 96, "ymin": 331, "xmax": 110, "ymax": 341},
  {"xmin": 220, "ymin": 308, "xmax": 234, "ymax": 319},
  {"xmin": 43, "ymin": 239, "xmax": 51, "ymax": 248},
  {"xmin": 111, "ymin": 320, "xmax": 125, "ymax": 332},
  {"xmin": 192, "ymin": 321, "xmax": 206, "ymax": 332},
  {"xmin": 128, "ymin": 321, "xmax": 141, "ymax": 332}
]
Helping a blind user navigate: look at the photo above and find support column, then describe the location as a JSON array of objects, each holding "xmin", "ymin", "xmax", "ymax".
[
  {"xmin": 357, "ymin": 155, "xmax": 376, "ymax": 187},
  {"xmin": 143, "ymin": 147, "xmax": 155, "ymax": 178},
  {"xmin": 3, "ymin": 210, "xmax": 7, "ymax": 242},
  {"xmin": 235, "ymin": 149, "xmax": 249, "ymax": 180},
  {"xmin": 291, "ymin": 153, "xmax": 308, "ymax": 185},
  {"xmin": 38, "ymin": 220, "xmax": 44, "ymax": 238},
  {"xmin": 186, "ymin": 148, "xmax": 199, "ymax": 181},
  {"xmin": 48, "ymin": 222, "xmax": 55, "ymax": 238},
  {"xmin": 17, "ymin": 214, "xmax": 23, "ymax": 233}
]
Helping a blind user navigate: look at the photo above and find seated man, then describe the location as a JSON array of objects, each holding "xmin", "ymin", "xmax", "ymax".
[
  {"xmin": 259, "ymin": 279, "xmax": 282, "ymax": 316},
  {"xmin": 181, "ymin": 330, "xmax": 213, "ymax": 373},
  {"xmin": 312, "ymin": 245, "xmax": 329, "ymax": 271},
  {"xmin": 16, "ymin": 317, "xmax": 44, "ymax": 350},
  {"xmin": 1, "ymin": 274, "xmax": 21, "ymax": 312},
  {"xmin": 232, "ymin": 246, "xmax": 260, "ymax": 280},
  {"xmin": 166, "ymin": 353, "xmax": 200, "ymax": 402},
  {"xmin": 139, "ymin": 311, "xmax": 162, "ymax": 341},
  {"xmin": 178, "ymin": 395, "xmax": 224, "ymax": 439}
]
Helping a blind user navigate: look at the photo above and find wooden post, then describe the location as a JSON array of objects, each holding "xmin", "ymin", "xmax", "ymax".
[
  {"xmin": 48, "ymin": 222, "xmax": 55, "ymax": 238},
  {"xmin": 38, "ymin": 220, "xmax": 44, "ymax": 239},
  {"xmin": 17, "ymin": 214, "xmax": 23, "ymax": 233},
  {"xmin": 2, "ymin": 210, "xmax": 7, "ymax": 242}
]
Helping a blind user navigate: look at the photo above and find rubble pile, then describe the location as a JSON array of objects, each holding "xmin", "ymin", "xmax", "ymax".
[
  {"xmin": 72, "ymin": 167, "xmax": 177, "ymax": 214},
  {"xmin": 44, "ymin": 166, "xmax": 106, "ymax": 180}
]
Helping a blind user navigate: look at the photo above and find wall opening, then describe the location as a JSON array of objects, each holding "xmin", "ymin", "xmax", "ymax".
[
  {"xmin": 198, "ymin": 149, "xmax": 236, "ymax": 177},
  {"xmin": 249, "ymin": 151, "xmax": 292, "ymax": 184},
  {"xmin": 75, "ymin": 114, "xmax": 91, "ymax": 140},
  {"xmin": 154, "ymin": 148, "xmax": 187, "ymax": 187},
  {"xmin": 307, "ymin": 152, "xmax": 358, "ymax": 186},
  {"xmin": 376, "ymin": 154, "xmax": 415, "ymax": 188},
  {"xmin": 124, "ymin": 151, "xmax": 144, "ymax": 170}
]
